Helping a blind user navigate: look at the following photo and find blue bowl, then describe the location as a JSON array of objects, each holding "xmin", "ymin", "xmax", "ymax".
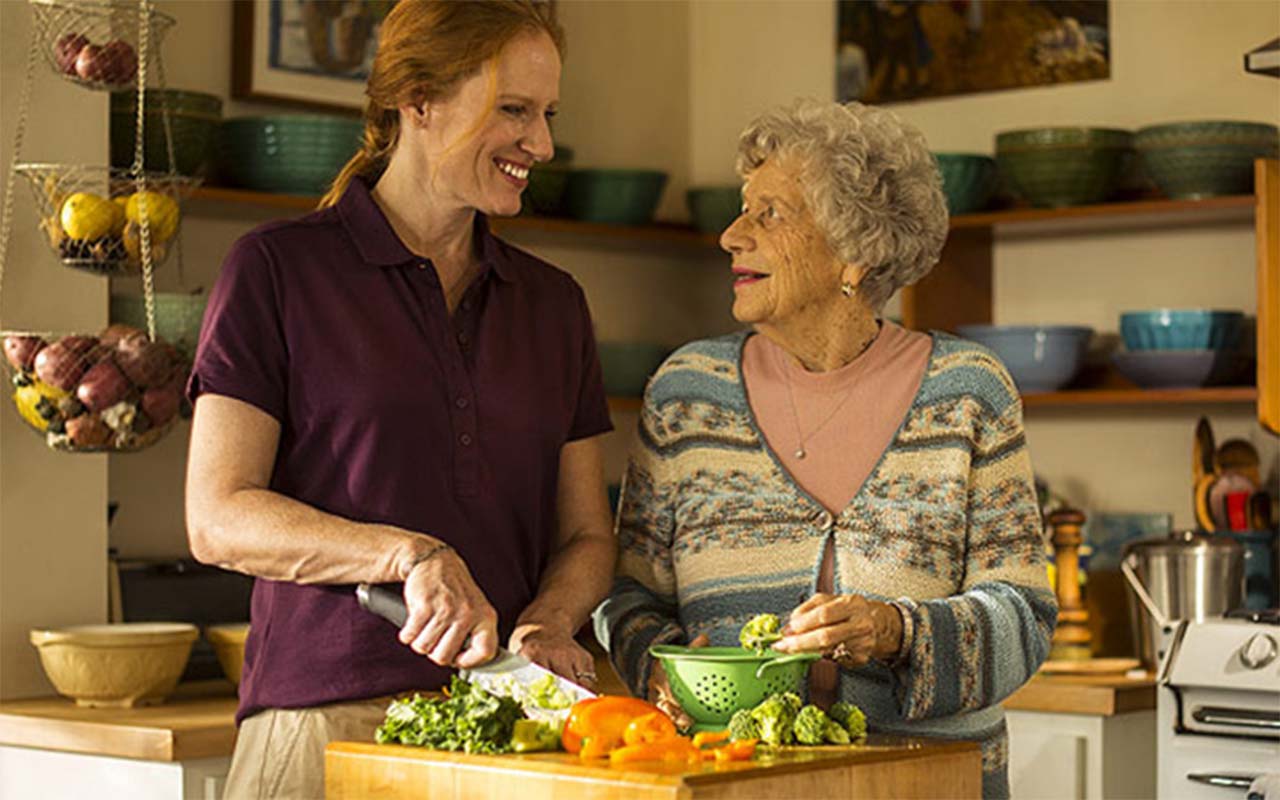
[
  {"xmin": 1111, "ymin": 350, "xmax": 1247, "ymax": 389},
  {"xmin": 957, "ymin": 325, "xmax": 1093, "ymax": 393},
  {"xmin": 1119, "ymin": 310, "xmax": 1244, "ymax": 351}
]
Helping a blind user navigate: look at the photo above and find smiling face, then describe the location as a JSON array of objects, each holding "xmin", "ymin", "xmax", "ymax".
[
  {"xmin": 410, "ymin": 31, "xmax": 561, "ymax": 217},
  {"xmin": 719, "ymin": 157, "xmax": 848, "ymax": 329}
]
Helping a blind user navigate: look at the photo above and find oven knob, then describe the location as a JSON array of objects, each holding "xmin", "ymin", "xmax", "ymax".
[{"xmin": 1239, "ymin": 633, "xmax": 1278, "ymax": 670}]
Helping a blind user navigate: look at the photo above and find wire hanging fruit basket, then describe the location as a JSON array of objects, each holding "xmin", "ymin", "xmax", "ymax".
[
  {"xmin": 3, "ymin": 327, "xmax": 190, "ymax": 452},
  {"xmin": 29, "ymin": 0, "xmax": 175, "ymax": 92},
  {"xmin": 15, "ymin": 163, "xmax": 197, "ymax": 276}
]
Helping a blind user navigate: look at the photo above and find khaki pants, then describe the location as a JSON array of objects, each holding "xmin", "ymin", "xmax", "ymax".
[{"xmin": 223, "ymin": 697, "xmax": 392, "ymax": 800}]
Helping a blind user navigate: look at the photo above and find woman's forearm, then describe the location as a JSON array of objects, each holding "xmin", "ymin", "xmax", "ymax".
[
  {"xmin": 516, "ymin": 530, "xmax": 617, "ymax": 636},
  {"xmin": 187, "ymin": 485, "xmax": 440, "ymax": 585}
]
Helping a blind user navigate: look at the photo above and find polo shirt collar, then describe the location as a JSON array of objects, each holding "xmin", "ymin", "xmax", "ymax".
[{"xmin": 337, "ymin": 176, "xmax": 518, "ymax": 283}]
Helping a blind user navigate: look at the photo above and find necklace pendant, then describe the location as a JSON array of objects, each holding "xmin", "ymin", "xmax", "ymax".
[{"xmin": 795, "ymin": 447, "xmax": 806, "ymax": 459}]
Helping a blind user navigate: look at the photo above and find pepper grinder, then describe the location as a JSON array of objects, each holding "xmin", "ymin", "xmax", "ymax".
[{"xmin": 1048, "ymin": 507, "xmax": 1091, "ymax": 661}]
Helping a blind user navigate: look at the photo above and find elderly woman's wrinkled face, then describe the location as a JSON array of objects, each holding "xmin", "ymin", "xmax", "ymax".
[{"xmin": 720, "ymin": 158, "xmax": 844, "ymax": 328}]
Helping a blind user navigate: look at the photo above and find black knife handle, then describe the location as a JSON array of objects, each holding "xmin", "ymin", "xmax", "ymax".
[{"xmin": 356, "ymin": 583, "xmax": 407, "ymax": 628}]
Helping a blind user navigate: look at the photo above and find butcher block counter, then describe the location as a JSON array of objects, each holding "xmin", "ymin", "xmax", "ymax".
[{"xmin": 325, "ymin": 736, "xmax": 982, "ymax": 800}]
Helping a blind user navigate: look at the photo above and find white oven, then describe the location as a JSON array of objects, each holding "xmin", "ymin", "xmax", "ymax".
[{"xmin": 1157, "ymin": 611, "xmax": 1280, "ymax": 799}]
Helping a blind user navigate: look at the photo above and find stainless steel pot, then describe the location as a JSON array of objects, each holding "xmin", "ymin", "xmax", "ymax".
[{"xmin": 1121, "ymin": 530, "xmax": 1244, "ymax": 669}]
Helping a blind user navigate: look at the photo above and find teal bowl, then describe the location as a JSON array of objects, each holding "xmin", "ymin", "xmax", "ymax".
[
  {"xmin": 109, "ymin": 292, "xmax": 208, "ymax": 361},
  {"xmin": 1136, "ymin": 121, "xmax": 1279, "ymax": 199},
  {"xmin": 214, "ymin": 115, "xmax": 363, "ymax": 195},
  {"xmin": 686, "ymin": 187, "xmax": 741, "ymax": 234},
  {"xmin": 1119, "ymin": 309, "xmax": 1244, "ymax": 351},
  {"xmin": 933, "ymin": 153, "xmax": 998, "ymax": 215},
  {"xmin": 996, "ymin": 127, "xmax": 1133, "ymax": 208},
  {"xmin": 523, "ymin": 165, "xmax": 571, "ymax": 216},
  {"xmin": 110, "ymin": 89, "xmax": 222, "ymax": 176},
  {"xmin": 565, "ymin": 170, "xmax": 667, "ymax": 225},
  {"xmin": 598, "ymin": 342, "xmax": 669, "ymax": 396}
]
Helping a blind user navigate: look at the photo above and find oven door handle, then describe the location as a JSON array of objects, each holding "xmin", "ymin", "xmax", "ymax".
[
  {"xmin": 1191, "ymin": 706, "xmax": 1280, "ymax": 730},
  {"xmin": 1187, "ymin": 772, "xmax": 1258, "ymax": 790}
]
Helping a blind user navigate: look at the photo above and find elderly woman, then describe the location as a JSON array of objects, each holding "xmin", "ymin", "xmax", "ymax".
[{"xmin": 594, "ymin": 99, "xmax": 1054, "ymax": 800}]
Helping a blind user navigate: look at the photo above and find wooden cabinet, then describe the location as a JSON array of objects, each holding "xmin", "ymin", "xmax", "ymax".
[{"xmin": 1256, "ymin": 159, "xmax": 1280, "ymax": 434}]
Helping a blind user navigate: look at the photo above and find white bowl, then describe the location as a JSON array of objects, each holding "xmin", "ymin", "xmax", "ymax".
[{"xmin": 29, "ymin": 622, "xmax": 197, "ymax": 707}]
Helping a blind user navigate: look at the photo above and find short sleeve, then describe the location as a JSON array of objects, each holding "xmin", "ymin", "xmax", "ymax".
[
  {"xmin": 187, "ymin": 234, "xmax": 288, "ymax": 422},
  {"xmin": 566, "ymin": 284, "xmax": 612, "ymax": 442}
]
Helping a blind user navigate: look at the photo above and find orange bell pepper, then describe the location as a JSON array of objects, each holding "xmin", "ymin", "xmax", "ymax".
[
  {"xmin": 564, "ymin": 696, "xmax": 669, "ymax": 759},
  {"xmin": 623, "ymin": 711, "xmax": 677, "ymax": 746},
  {"xmin": 608, "ymin": 736, "xmax": 698, "ymax": 765},
  {"xmin": 713, "ymin": 739, "xmax": 757, "ymax": 761},
  {"xmin": 691, "ymin": 729, "xmax": 731, "ymax": 748}
]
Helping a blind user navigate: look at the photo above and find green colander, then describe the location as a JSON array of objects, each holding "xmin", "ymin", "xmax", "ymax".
[{"xmin": 650, "ymin": 645, "xmax": 819, "ymax": 730}]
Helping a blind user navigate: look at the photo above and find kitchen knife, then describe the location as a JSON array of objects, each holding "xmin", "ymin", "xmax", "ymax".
[{"xmin": 354, "ymin": 583, "xmax": 597, "ymax": 717}]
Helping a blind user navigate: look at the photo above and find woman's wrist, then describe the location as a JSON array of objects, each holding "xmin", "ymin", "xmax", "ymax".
[{"xmin": 868, "ymin": 600, "xmax": 905, "ymax": 662}]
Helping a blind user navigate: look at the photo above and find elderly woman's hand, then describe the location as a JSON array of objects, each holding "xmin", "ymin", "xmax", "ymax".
[
  {"xmin": 509, "ymin": 623, "xmax": 599, "ymax": 692},
  {"xmin": 647, "ymin": 633, "xmax": 709, "ymax": 729},
  {"xmin": 773, "ymin": 593, "xmax": 902, "ymax": 668}
]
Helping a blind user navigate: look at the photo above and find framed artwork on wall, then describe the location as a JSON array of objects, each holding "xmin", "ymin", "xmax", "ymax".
[
  {"xmin": 837, "ymin": 0, "xmax": 1110, "ymax": 104},
  {"xmin": 231, "ymin": 0, "xmax": 395, "ymax": 113}
]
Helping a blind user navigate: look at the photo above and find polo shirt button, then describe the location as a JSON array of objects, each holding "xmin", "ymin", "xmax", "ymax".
[
  {"xmin": 461, "ymin": 299, "xmax": 473, "ymax": 311},
  {"xmin": 455, "ymin": 397, "xmax": 469, "ymax": 409},
  {"xmin": 459, "ymin": 433, "xmax": 473, "ymax": 446},
  {"xmin": 417, "ymin": 261, "xmax": 429, "ymax": 270},
  {"xmin": 457, "ymin": 331, "xmax": 470, "ymax": 345}
]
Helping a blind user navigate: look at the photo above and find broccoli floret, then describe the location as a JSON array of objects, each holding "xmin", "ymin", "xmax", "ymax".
[
  {"xmin": 829, "ymin": 701, "xmax": 867, "ymax": 740},
  {"xmin": 824, "ymin": 719, "xmax": 851, "ymax": 744},
  {"xmin": 727, "ymin": 708, "xmax": 760, "ymax": 741},
  {"xmin": 794, "ymin": 705, "xmax": 832, "ymax": 745},
  {"xmin": 739, "ymin": 613, "xmax": 782, "ymax": 654},
  {"xmin": 749, "ymin": 693, "xmax": 798, "ymax": 746}
]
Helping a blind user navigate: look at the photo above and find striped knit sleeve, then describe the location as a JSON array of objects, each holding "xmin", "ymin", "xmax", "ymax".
[
  {"xmin": 891, "ymin": 395, "xmax": 1057, "ymax": 721},
  {"xmin": 591, "ymin": 400, "xmax": 686, "ymax": 698}
]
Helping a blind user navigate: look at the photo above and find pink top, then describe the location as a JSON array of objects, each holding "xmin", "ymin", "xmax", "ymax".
[{"xmin": 741, "ymin": 320, "xmax": 932, "ymax": 702}]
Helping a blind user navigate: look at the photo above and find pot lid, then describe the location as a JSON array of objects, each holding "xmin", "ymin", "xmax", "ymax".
[{"xmin": 1123, "ymin": 529, "xmax": 1243, "ymax": 556}]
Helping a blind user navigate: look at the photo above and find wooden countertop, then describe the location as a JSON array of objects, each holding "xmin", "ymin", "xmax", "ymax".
[
  {"xmin": 1002, "ymin": 672, "xmax": 1156, "ymax": 716},
  {"xmin": 327, "ymin": 736, "xmax": 982, "ymax": 800},
  {"xmin": 0, "ymin": 680, "xmax": 238, "ymax": 762}
]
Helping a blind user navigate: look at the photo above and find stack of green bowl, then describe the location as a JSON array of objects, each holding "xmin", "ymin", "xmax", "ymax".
[
  {"xmin": 110, "ymin": 89, "xmax": 222, "ymax": 177},
  {"xmin": 522, "ymin": 146, "xmax": 574, "ymax": 216},
  {"xmin": 686, "ymin": 187, "xmax": 741, "ymax": 234},
  {"xmin": 1136, "ymin": 121, "xmax": 1279, "ymax": 200},
  {"xmin": 565, "ymin": 169, "xmax": 668, "ymax": 225},
  {"xmin": 214, "ymin": 115, "xmax": 363, "ymax": 195},
  {"xmin": 932, "ymin": 153, "xmax": 998, "ymax": 215},
  {"xmin": 995, "ymin": 127, "xmax": 1133, "ymax": 208}
]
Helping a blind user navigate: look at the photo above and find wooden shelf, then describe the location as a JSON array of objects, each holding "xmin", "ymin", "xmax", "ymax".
[
  {"xmin": 188, "ymin": 186, "xmax": 718, "ymax": 249},
  {"xmin": 1022, "ymin": 386, "xmax": 1257, "ymax": 408},
  {"xmin": 951, "ymin": 194, "xmax": 1256, "ymax": 231}
]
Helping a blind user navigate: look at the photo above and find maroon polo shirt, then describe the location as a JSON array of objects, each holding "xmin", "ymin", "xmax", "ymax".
[{"xmin": 188, "ymin": 177, "xmax": 612, "ymax": 722}]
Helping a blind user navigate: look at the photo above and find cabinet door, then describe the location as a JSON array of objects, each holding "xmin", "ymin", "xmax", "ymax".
[{"xmin": 1257, "ymin": 158, "xmax": 1279, "ymax": 435}]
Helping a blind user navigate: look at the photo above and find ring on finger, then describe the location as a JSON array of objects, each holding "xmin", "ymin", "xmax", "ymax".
[{"xmin": 830, "ymin": 641, "xmax": 859, "ymax": 669}]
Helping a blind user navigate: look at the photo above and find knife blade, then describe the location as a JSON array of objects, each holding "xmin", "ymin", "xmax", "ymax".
[{"xmin": 355, "ymin": 583, "xmax": 597, "ymax": 718}]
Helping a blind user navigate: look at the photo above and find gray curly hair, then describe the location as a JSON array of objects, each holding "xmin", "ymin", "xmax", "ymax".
[{"xmin": 735, "ymin": 99, "xmax": 948, "ymax": 312}]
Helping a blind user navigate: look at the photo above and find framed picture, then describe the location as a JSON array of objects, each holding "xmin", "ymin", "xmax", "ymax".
[
  {"xmin": 231, "ymin": 0, "xmax": 395, "ymax": 113},
  {"xmin": 838, "ymin": 1, "xmax": 1110, "ymax": 105}
]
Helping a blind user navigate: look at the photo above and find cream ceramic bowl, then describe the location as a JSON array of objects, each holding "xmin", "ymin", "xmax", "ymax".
[
  {"xmin": 205, "ymin": 623, "xmax": 249, "ymax": 686},
  {"xmin": 29, "ymin": 622, "xmax": 197, "ymax": 708}
]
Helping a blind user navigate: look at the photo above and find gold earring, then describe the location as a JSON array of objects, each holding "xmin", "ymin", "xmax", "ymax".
[{"xmin": 840, "ymin": 281, "xmax": 855, "ymax": 298}]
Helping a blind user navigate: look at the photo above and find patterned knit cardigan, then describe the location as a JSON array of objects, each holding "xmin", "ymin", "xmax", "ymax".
[{"xmin": 593, "ymin": 331, "xmax": 1057, "ymax": 800}]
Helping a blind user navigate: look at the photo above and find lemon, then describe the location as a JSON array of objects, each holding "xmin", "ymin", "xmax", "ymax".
[
  {"xmin": 109, "ymin": 196, "xmax": 128, "ymax": 236},
  {"xmin": 12, "ymin": 379, "xmax": 69, "ymax": 433},
  {"xmin": 124, "ymin": 191, "xmax": 179, "ymax": 242},
  {"xmin": 60, "ymin": 193, "xmax": 116, "ymax": 240}
]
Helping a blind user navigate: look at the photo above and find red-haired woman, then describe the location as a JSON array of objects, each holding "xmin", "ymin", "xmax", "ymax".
[{"xmin": 185, "ymin": 3, "xmax": 614, "ymax": 795}]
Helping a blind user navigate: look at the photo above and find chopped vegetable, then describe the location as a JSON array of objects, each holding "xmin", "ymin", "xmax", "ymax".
[
  {"xmin": 794, "ymin": 705, "xmax": 832, "ymax": 745},
  {"xmin": 510, "ymin": 719, "xmax": 563, "ymax": 753},
  {"xmin": 739, "ymin": 613, "xmax": 783, "ymax": 654},
  {"xmin": 828, "ymin": 701, "xmax": 868, "ymax": 740},
  {"xmin": 608, "ymin": 737, "xmax": 698, "ymax": 765},
  {"xmin": 525, "ymin": 672, "xmax": 574, "ymax": 710},
  {"xmin": 727, "ymin": 708, "xmax": 760, "ymax": 742},
  {"xmin": 712, "ymin": 739, "xmax": 758, "ymax": 761},
  {"xmin": 824, "ymin": 720, "xmax": 851, "ymax": 745},
  {"xmin": 375, "ymin": 676, "xmax": 524, "ymax": 754},
  {"xmin": 563, "ymin": 696, "xmax": 671, "ymax": 759},
  {"xmin": 691, "ymin": 729, "xmax": 731, "ymax": 748},
  {"xmin": 749, "ymin": 693, "xmax": 798, "ymax": 746},
  {"xmin": 623, "ymin": 711, "xmax": 678, "ymax": 746}
]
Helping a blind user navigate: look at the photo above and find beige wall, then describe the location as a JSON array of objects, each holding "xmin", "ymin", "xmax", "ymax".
[
  {"xmin": 0, "ymin": 3, "xmax": 110, "ymax": 699},
  {"xmin": 108, "ymin": 0, "xmax": 1277, "ymax": 559}
]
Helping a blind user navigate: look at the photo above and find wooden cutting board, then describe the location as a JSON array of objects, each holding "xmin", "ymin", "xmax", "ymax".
[{"xmin": 325, "ymin": 736, "xmax": 981, "ymax": 800}]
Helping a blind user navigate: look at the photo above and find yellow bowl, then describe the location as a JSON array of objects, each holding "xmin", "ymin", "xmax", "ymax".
[
  {"xmin": 29, "ymin": 622, "xmax": 197, "ymax": 708},
  {"xmin": 205, "ymin": 623, "xmax": 249, "ymax": 686}
]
